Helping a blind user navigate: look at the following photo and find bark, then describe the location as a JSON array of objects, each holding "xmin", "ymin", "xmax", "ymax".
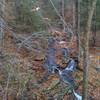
[
  {"xmin": 73, "ymin": 0, "xmax": 76, "ymax": 30},
  {"xmin": 15, "ymin": 0, "xmax": 21, "ymax": 20},
  {"xmin": 92, "ymin": 9, "xmax": 96, "ymax": 46},
  {"xmin": 61, "ymin": 0, "xmax": 66, "ymax": 32},
  {"xmin": 75, "ymin": 0, "xmax": 81, "ymax": 60},
  {"xmin": 0, "ymin": 0, "xmax": 5, "ymax": 51},
  {"xmin": 82, "ymin": 0, "xmax": 97, "ymax": 100}
]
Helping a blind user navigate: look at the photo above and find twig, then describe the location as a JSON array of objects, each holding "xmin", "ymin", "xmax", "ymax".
[{"xmin": 18, "ymin": 31, "xmax": 46, "ymax": 49}]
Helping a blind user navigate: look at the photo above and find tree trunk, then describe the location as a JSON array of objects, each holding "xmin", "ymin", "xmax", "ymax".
[
  {"xmin": 82, "ymin": 0, "xmax": 97, "ymax": 100},
  {"xmin": 92, "ymin": 9, "xmax": 96, "ymax": 46},
  {"xmin": 61, "ymin": 0, "xmax": 66, "ymax": 32},
  {"xmin": 15, "ymin": 0, "xmax": 21, "ymax": 22},
  {"xmin": 0, "ymin": 0, "xmax": 5, "ymax": 51},
  {"xmin": 73, "ymin": 0, "xmax": 76, "ymax": 30},
  {"xmin": 75, "ymin": 0, "xmax": 81, "ymax": 60}
]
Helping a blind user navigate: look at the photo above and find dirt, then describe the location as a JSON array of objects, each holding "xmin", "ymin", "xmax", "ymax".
[{"xmin": 0, "ymin": 31, "xmax": 100, "ymax": 100}]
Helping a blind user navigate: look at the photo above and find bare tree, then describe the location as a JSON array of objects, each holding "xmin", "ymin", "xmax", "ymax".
[{"xmin": 82, "ymin": 0, "xmax": 97, "ymax": 100}]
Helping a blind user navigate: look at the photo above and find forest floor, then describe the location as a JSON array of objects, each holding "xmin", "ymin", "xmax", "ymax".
[{"xmin": 0, "ymin": 31, "xmax": 100, "ymax": 100}]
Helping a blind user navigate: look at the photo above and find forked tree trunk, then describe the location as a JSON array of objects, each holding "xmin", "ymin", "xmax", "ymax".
[{"xmin": 82, "ymin": 0, "xmax": 97, "ymax": 100}]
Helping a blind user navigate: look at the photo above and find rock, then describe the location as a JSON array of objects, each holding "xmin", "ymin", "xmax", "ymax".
[{"xmin": 94, "ymin": 67, "xmax": 100, "ymax": 72}]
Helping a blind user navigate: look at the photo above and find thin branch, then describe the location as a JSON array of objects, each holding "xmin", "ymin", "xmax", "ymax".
[
  {"xmin": 3, "ymin": 73, "xmax": 10, "ymax": 100},
  {"xmin": 49, "ymin": 0, "xmax": 74, "ymax": 35}
]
